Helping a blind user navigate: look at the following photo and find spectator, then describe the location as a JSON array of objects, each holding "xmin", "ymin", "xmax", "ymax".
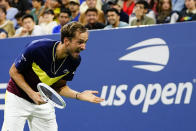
[
  {"xmin": 15, "ymin": 11, "xmax": 24, "ymax": 30},
  {"xmin": 0, "ymin": 5, "xmax": 15, "ymax": 37},
  {"xmin": 122, "ymin": 0, "xmax": 135, "ymax": 16},
  {"xmin": 61, "ymin": 0, "xmax": 70, "ymax": 9},
  {"xmin": 130, "ymin": 0, "xmax": 155, "ymax": 26},
  {"xmin": 39, "ymin": 9, "xmax": 57, "ymax": 34},
  {"xmin": 0, "ymin": 28, "xmax": 8, "ymax": 38},
  {"xmin": 85, "ymin": 8, "xmax": 105, "ymax": 30},
  {"xmin": 69, "ymin": 0, "xmax": 80, "ymax": 21},
  {"xmin": 52, "ymin": 8, "xmax": 71, "ymax": 33},
  {"xmin": 104, "ymin": 8, "xmax": 129, "ymax": 29},
  {"xmin": 80, "ymin": 0, "xmax": 103, "ymax": 14},
  {"xmin": 79, "ymin": 0, "xmax": 105, "ymax": 25},
  {"xmin": 11, "ymin": 0, "xmax": 32, "ymax": 14},
  {"xmin": 30, "ymin": 0, "xmax": 44, "ymax": 25},
  {"xmin": 102, "ymin": 0, "xmax": 117, "ymax": 14},
  {"xmin": 14, "ymin": 14, "xmax": 44, "ymax": 37},
  {"xmin": 156, "ymin": 0, "xmax": 179, "ymax": 24},
  {"xmin": 39, "ymin": 0, "xmax": 62, "ymax": 23},
  {"xmin": 108, "ymin": 1, "xmax": 129, "ymax": 23},
  {"xmin": 148, "ymin": 0, "xmax": 158, "ymax": 13},
  {"xmin": 0, "ymin": 0, "xmax": 19, "ymax": 28},
  {"xmin": 178, "ymin": 0, "xmax": 196, "ymax": 22},
  {"xmin": 129, "ymin": 0, "xmax": 156, "ymax": 25},
  {"xmin": 172, "ymin": 0, "xmax": 185, "ymax": 12},
  {"xmin": 50, "ymin": 0, "xmax": 62, "ymax": 21}
]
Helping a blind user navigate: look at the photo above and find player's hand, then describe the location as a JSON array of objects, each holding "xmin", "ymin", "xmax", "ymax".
[
  {"xmin": 77, "ymin": 90, "xmax": 104, "ymax": 103},
  {"xmin": 30, "ymin": 91, "xmax": 46, "ymax": 105}
]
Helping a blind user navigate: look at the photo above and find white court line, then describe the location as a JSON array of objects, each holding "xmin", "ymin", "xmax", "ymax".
[
  {"xmin": 0, "ymin": 104, "xmax": 4, "ymax": 110},
  {"xmin": 0, "ymin": 83, "xmax": 7, "ymax": 89},
  {"xmin": 0, "ymin": 94, "xmax": 5, "ymax": 99}
]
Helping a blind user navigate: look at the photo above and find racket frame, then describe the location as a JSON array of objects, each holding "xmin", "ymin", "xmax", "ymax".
[{"xmin": 37, "ymin": 83, "xmax": 66, "ymax": 109}]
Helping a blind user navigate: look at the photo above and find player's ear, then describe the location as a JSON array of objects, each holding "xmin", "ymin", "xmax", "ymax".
[{"xmin": 63, "ymin": 37, "xmax": 70, "ymax": 46}]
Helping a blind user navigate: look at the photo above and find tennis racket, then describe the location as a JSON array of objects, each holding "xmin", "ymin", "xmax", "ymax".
[{"xmin": 37, "ymin": 83, "xmax": 66, "ymax": 109}]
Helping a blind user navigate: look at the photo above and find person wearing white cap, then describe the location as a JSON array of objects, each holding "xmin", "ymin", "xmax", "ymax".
[
  {"xmin": 69, "ymin": 0, "xmax": 80, "ymax": 21},
  {"xmin": 79, "ymin": 0, "xmax": 105, "ymax": 25}
]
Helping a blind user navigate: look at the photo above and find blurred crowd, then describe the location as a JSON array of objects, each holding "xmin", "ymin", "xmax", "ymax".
[{"xmin": 0, "ymin": 0, "xmax": 195, "ymax": 39}]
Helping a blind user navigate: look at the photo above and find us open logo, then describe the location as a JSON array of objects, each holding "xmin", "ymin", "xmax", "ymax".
[{"xmin": 119, "ymin": 38, "xmax": 169, "ymax": 72}]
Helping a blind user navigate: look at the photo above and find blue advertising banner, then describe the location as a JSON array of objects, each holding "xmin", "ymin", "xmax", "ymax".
[{"xmin": 0, "ymin": 22, "xmax": 196, "ymax": 131}]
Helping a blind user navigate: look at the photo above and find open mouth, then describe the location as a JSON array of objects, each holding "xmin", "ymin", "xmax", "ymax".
[
  {"xmin": 75, "ymin": 50, "xmax": 80, "ymax": 53},
  {"xmin": 73, "ymin": 50, "xmax": 81, "ymax": 57}
]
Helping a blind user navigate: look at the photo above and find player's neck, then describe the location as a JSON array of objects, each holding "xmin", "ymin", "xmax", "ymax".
[{"xmin": 56, "ymin": 42, "xmax": 68, "ymax": 60}]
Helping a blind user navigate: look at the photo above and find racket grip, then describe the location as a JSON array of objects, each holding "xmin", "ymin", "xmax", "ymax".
[{"xmin": 41, "ymin": 95, "xmax": 48, "ymax": 102}]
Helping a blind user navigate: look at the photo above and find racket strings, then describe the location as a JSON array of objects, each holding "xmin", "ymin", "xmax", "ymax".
[{"xmin": 40, "ymin": 86, "xmax": 63, "ymax": 106}]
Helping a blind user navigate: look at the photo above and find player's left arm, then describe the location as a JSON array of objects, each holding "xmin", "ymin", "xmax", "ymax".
[{"xmin": 53, "ymin": 80, "xmax": 104, "ymax": 103}]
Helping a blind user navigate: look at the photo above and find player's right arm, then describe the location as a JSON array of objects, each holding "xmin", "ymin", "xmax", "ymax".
[{"xmin": 9, "ymin": 64, "xmax": 45, "ymax": 105}]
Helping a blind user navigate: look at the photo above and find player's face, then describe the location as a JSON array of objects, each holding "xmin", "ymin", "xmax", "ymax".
[{"xmin": 66, "ymin": 31, "xmax": 88, "ymax": 59}]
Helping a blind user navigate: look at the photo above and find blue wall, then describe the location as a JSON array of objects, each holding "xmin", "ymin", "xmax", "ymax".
[{"xmin": 0, "ymin": 22, "xmax": 196, "ymax": 131}]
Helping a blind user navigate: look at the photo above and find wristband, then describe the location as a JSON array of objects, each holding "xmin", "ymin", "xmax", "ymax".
[{"xmin": 76, "ymin": 93, "xmax": 80, "ymax": 100}]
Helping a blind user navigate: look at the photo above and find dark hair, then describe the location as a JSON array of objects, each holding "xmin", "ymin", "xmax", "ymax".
[
  {"xmin": 135, "ymin": 0, "xmax": 149, "ymax": 9},
  {"xmin": 15, "ymin": 11, "xmax": 25, "ymax": 19},
  {"xmin": 107, "ymin": 1, "xmax": 117, "ymax": 5},
  {"xmin": 85, "ymin": 8, "xmax": 98, "ymax": 15},
  {"xmin": 22, "ymin": 14, "xmax": 34, "ymax": 21},
  {"xmin": 157, "ymin": 0, "xmax": 172, "ymax": 13},
  {"xmin": 0, "ymin": 5, "xmax": 6, "ymax": 15},
  {"xmin": 156, "ymin": 0, "xmax": 172, "ymax": 23},
  {"xmin": 106, "ymin": 8, "xmax": 120, "ymax": 16},
  {"xmin": 61, "ymin": 22, "xmax": 87, "ymax": 42},
  {"xmin": 43, "ymin": 9, "xmax": 55, "ymax": 15},
  {"xmin": 60, "ymin": 8, "xmax": 71, "ymax": 17},
  {"xmin": 149, "ymin": 0, "xmax": 155, "ymax": 9}
]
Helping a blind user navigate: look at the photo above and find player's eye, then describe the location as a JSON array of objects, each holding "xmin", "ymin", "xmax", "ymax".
[{"xmin": 78, "ymin": 40, "xmax": 87, "ymax": 45}]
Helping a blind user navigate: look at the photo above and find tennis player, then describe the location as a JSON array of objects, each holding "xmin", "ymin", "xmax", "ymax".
[{"xmin": 1, "ymin": 22, "xmax": 104, "ymax": 131}]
